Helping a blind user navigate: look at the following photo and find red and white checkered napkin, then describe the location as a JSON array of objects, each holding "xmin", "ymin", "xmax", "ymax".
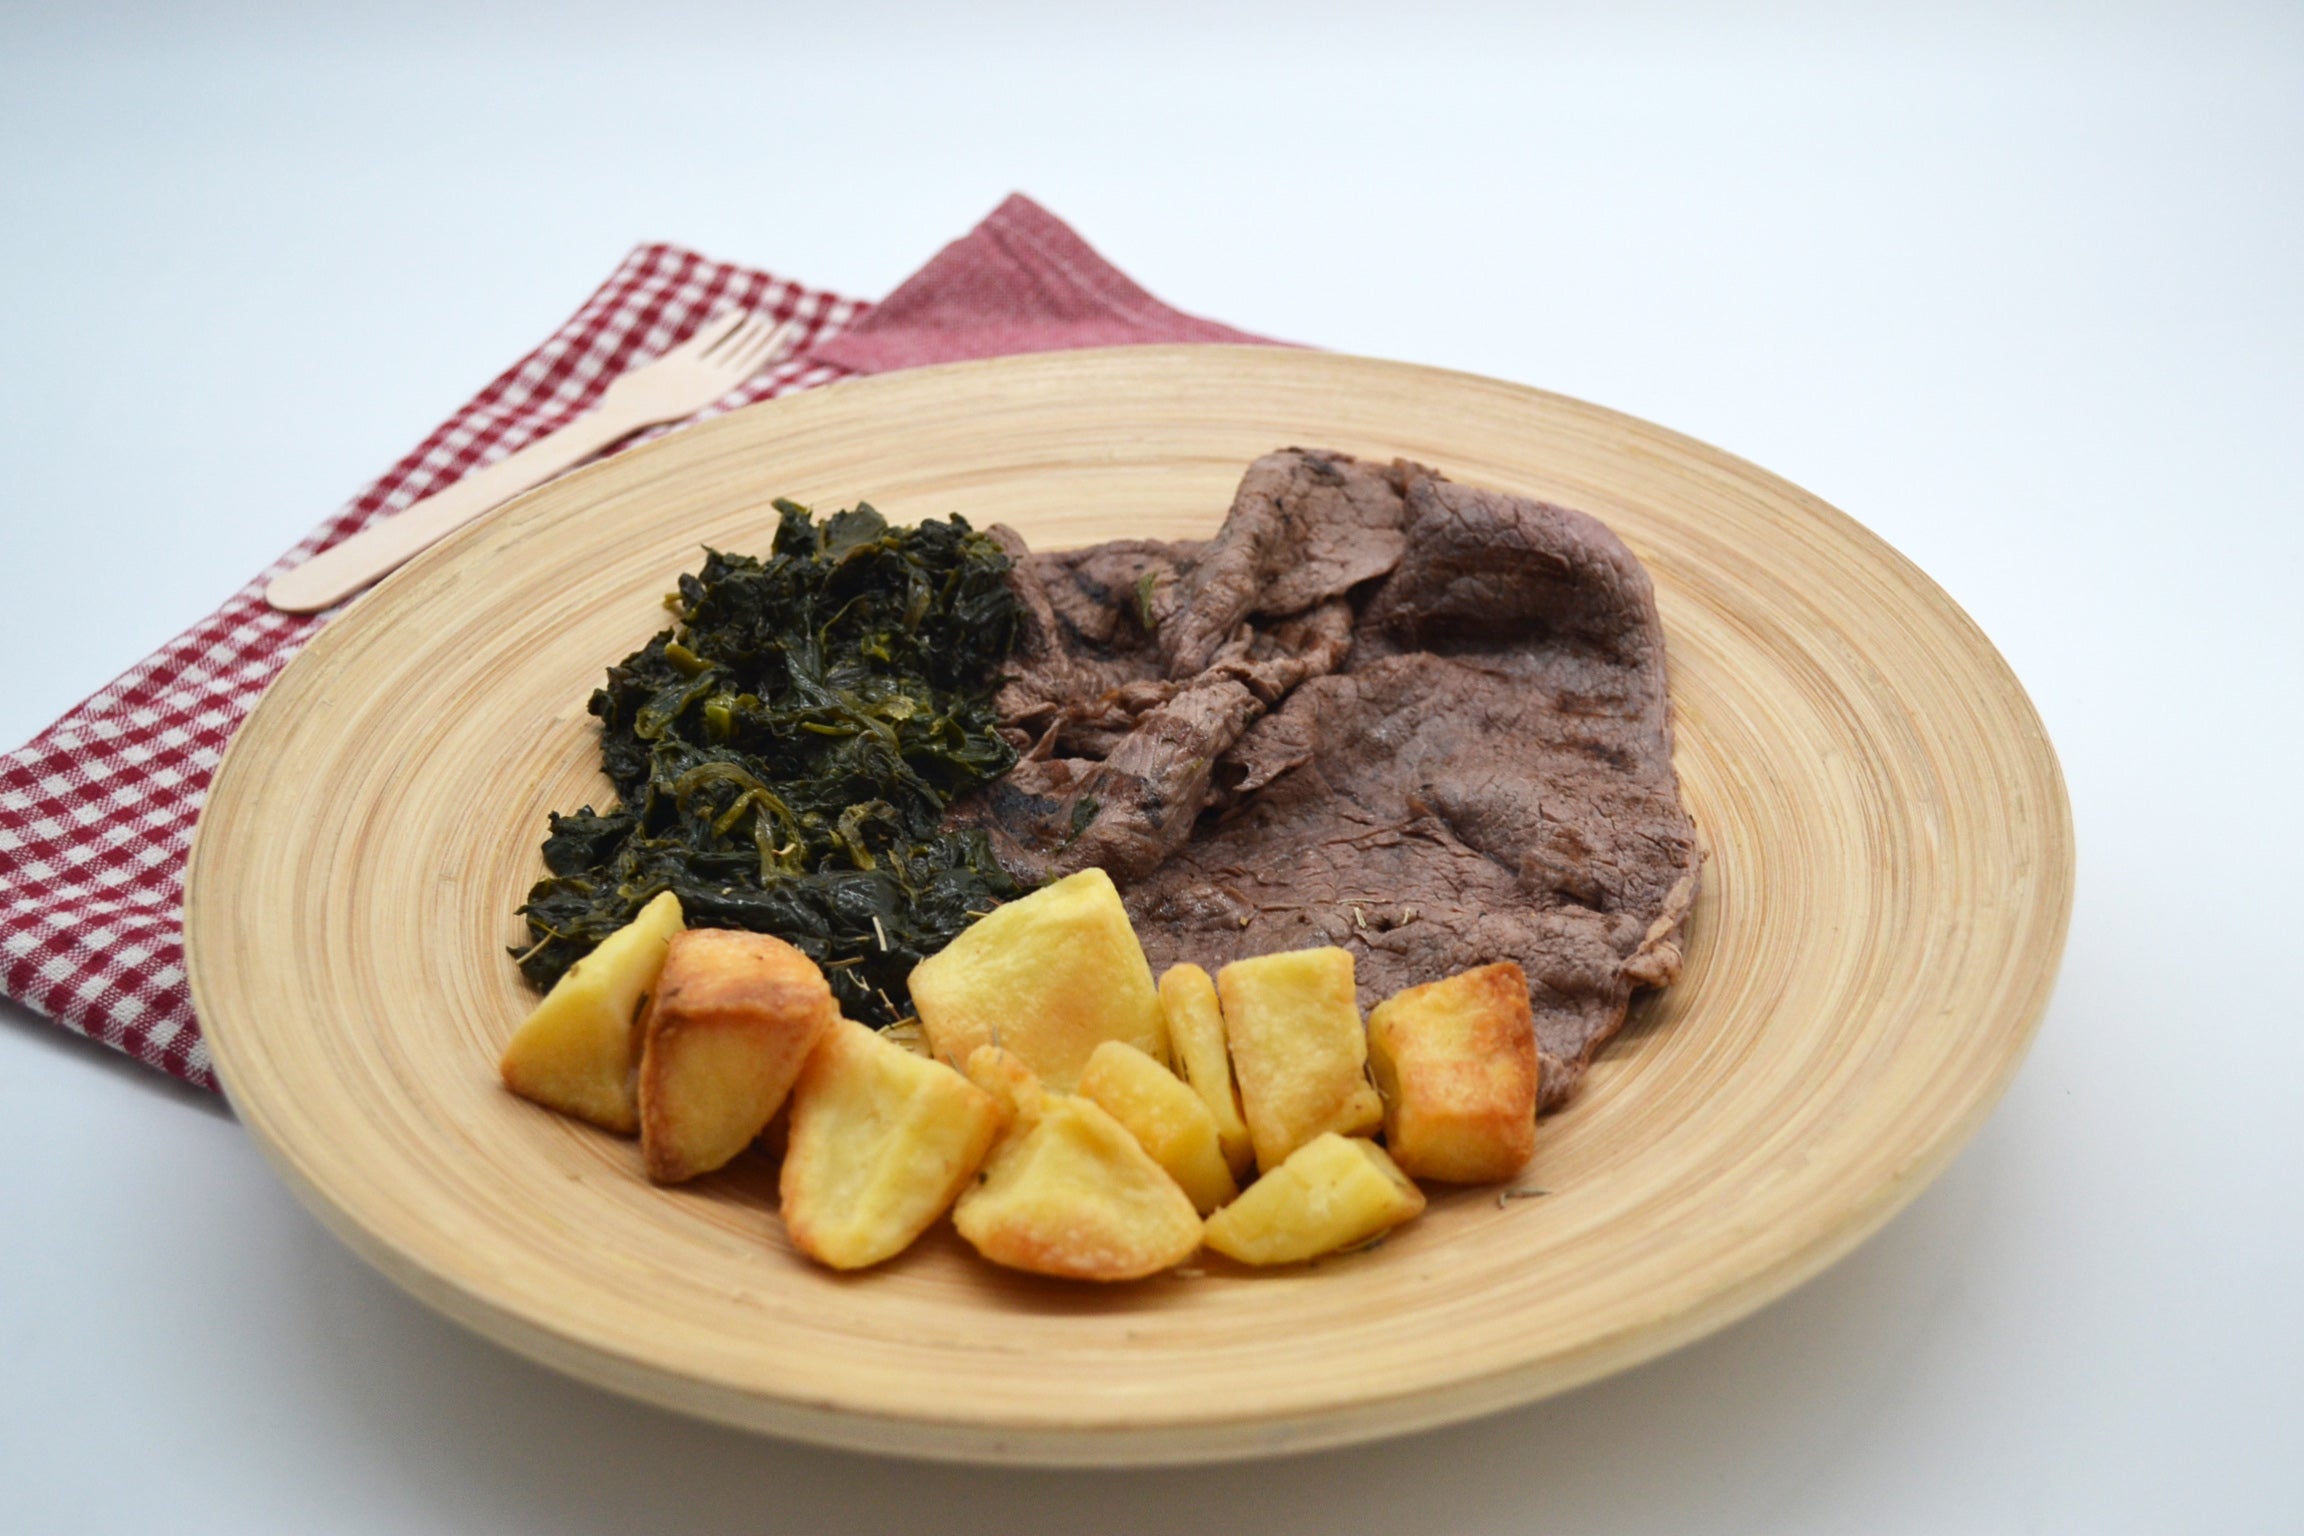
[{"xmin": 0, "ymin": 192, "xmax": 1274, "ymax": 1092}]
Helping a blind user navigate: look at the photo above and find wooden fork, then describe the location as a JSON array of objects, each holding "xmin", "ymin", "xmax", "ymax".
[{"xmin": 265, "ymin": 310, "xmax": 798, "ymax": 614}]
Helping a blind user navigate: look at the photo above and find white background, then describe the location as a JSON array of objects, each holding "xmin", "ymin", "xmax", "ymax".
[{"xmin": 3, "ymin": 3, "xmax": 2299, "ymax": 1531}]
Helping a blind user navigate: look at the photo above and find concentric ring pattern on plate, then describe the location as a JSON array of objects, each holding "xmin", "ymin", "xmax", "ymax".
[{"xmin": 187, "ymin": 346, "xmax": 2071, "ymax": 1464}]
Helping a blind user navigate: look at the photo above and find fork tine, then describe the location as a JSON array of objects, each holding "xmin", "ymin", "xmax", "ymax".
[
  {"xmin": 700, "ymin": 313, "xmax": 764, "ymax": 361},
  {"xmin": 699, "ymin": 311, "xmax": 770, "ymax": 362},
  {"xmin": 754, "ymin": 318, "xmax": 800, "ymax": 367},
  {"xmin": 723, "ymin": 318, "xmax": 797, "ymax": 375},
  {"xmin": 668, "ymin": 308, "xmax": 750, "ymax": 362}
]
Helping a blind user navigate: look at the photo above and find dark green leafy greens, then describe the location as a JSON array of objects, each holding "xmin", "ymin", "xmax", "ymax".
[{"xmin": 514, "ymin": 500, "xmax": 1025, "ymax": 1025}]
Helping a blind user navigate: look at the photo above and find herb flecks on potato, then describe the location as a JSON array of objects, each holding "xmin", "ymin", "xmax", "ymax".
[
  {"xmin": 500, "ymin": 890, "xmax": 685, "ymax": 1133},
  {"xmin": 1202, "ymin": 1134, "xmax": 1425, "ymax": 1267},
  {"xmin": 516, "ymin": 501, "xmax": 1024, "ymax": 1026}
]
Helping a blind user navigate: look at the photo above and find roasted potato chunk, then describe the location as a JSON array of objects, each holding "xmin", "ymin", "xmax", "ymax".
[
  {"xmin": 963, "ymin": 1042, "xmax": 1047, "ymax": 1125},
  {"xmin": 1217, "ymin": 947, "xmax": 1383, "ymax": 1173},
  {"xmin": 1202, "ymin": 1134, "xmax": 1425, "ymax": 1266},
  {"xmin": 1366, "ymin": 961, "xmax": 1540, "ymax": 1183},
  {"xmin": 780, "ymin": 1018, "xmax": 1004, "ymax": 1270},
  {"xmin": 911, "ymin": 867, "xmax": 1167, "ymax": 1091},
  {"xmin": 1078, "ymin": 1041, "xmax": 1239, "ymax": 1215},
  {"xmin": 499, "ymin": 890, "xmax": 684, "ymax": 1133},
  {"xmin": 953, "ymin": 1047, "xmax": 1203, "ymax": 1281},
  {"xmin": 637, "ymin": 928, "xmax": 837, "ymax": 1184},
  {"xmin": 1159, "ymin": 964, "xmax": 1253, "ymax": 1178}
]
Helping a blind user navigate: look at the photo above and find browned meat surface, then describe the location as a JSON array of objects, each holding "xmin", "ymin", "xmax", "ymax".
[{"xmin": 953, "ymin": 449, "xmax": 1701, "ymax": 1109}]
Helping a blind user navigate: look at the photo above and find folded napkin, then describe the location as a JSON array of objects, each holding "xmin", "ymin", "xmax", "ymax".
[
  {"xmin": 0, "ymin": 193, "xmax": 1272, "ymax": 1092},
  {"xmin": 808, "ymin": 192, "xmax": 1270, "ymax": 372}
]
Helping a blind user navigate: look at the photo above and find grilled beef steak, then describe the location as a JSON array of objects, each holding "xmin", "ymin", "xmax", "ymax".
[{"xmin": 953, "ymin": 449, "xmax": 1701, "ymax": 1109}]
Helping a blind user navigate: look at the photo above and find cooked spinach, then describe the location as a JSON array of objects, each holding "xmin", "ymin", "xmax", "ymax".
[{"xmin": 514, "ymin": 499, "xmax": 1025, "ymax": 1024}]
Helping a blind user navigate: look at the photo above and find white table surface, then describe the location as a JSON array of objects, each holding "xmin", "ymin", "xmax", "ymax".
[{"xmin": 4, "ymin": 4, "xmax": 2299, "ymax": 1531}]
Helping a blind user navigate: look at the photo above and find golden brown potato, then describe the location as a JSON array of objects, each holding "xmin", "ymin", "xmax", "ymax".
[
  {"xmin": 637, "ymin": 928, "xmax": 837, "ymax": 1184},
  {"xmin": 499, "ymin": 890, "xmax": 684, "ymax": 1133},
  {"xmin": 910, "ymin": 868, "xmax": 1166, "ymax": 1091},
  {"xmin": 1201, "ymin": 1134, "xmax": 1426, "ymax": 1266},
  {"xmin": 780, "ymin": 1018, "xmax": 1004, "ymax": 1270},
  {"xmin": 1158, "ymin": 964, "xmax": 1254, "ymax": 1178},
  {"xmin": 1217, "ymin": 947, "xmax": 1383, "ymax": 1173},
  {"xmin": 1365, "ymin": 961, "xmax": 1540, "ymax": 1183},
  {"xmin": 963, "ymin": 1043, "xmax": 1047, "ymax": 1126},
  {"xmin": 1078, "ymin": 1041, "xmax": 1239, "ymax": 1215},
  {"xmin": 953, "ymin": 1047, "xmax": 1203, "ymax": 1281}
]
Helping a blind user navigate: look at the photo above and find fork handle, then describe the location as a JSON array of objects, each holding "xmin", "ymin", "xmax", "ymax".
[{"xmin": 265, "ymin": 404, "xmax": 645, "ymax": 614}]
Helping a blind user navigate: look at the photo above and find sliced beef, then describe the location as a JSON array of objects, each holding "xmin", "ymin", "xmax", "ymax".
[
  {"xmin": 1158, "ymin": 448, "xmax": 1411, "ymax": 674},
  {"xmin": 980, "ymin": 529, "xmax": 1193, "ymax": 757},
  {"xmin": 1125, "ymin": 651, "xmax": 1698, "ymax": 1108},
  {"xmin": 950, "ymin": 448, "xmax": 1701, "ymax": 1110}
]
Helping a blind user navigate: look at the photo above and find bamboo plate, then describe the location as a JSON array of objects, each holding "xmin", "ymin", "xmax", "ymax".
[{"xmin": 187, "ymin": 346, "xmax": 2072, "ymax": 1465}]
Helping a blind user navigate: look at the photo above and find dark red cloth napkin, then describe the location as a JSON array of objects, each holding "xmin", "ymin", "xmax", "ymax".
[
  {"xmin": 0, "ymin": 193, "xmax": 1272, "ymax": 1092},
  {"xmin": 809, "ymin": 192, "xmax": 1271, "ymax": 372}
]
